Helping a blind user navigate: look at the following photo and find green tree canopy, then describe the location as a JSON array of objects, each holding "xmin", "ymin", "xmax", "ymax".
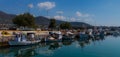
[
  {"xmin": 48, "ymin": 18, "xmax": 56, "ymax": 29},
  {"xmin": 12, "ymin": 13, "xmax": 37, "ymax": 28},
  {"xmin": 60, "ymin": 22, "xmax": 72, "ymax": 29}
]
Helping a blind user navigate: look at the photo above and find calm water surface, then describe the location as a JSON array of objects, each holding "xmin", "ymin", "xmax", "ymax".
[{"xmin": 0, "ymin": 36, "xmax": 120, "ymax": 57}]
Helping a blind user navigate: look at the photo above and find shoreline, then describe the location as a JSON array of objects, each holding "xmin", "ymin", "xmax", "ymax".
[
  {"xmin": 0, "ymin": 30, "xmax": 51, "ymax": 36},
  {"xmin": 0, "ymin": 30, "xmax": 51, "ymax": 47}
]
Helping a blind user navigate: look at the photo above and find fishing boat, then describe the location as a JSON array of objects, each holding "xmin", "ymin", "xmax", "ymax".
[
  {"xmin": 8, "ymin": 33, "xmax": 41, "ymax": 46},
  {"xmin": 44, "ymin": 31, "xmax": 63, "ymax": 42},
  {"xmin": 9, "ymin": 40, "xmax": 41, "ymax": 46}
]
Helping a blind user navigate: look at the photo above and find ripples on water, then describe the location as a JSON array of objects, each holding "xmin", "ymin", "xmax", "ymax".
[{"xmin": 0, "ymin": 35, "xmax": 120, "ymax": 57}]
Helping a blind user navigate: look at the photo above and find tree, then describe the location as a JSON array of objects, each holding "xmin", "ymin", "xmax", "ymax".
[
  {"xmin": 12, "ymin": 13, "xmax": 37, "ymax": 28},
  {"xmin": 48, "ymin": 19, "xmax": 56, "ymax": 29},
  {"xmin": 60, "ymin": 22, "xmax": 71, "ymax": 29}
]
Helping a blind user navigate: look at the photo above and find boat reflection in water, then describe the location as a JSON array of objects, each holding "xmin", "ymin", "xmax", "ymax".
[{"xmin": 0, "ymin": 35, "xmax": 108, "ymax": 57}]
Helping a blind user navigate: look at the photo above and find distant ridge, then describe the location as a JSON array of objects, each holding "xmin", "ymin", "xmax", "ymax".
[
  {"xmin": 0, "ymin": 11, "xmax": 16, "ymax": 24},
  {"xmin": 0, "ymin": 11, "xmax": 92, "ymax": 27}
]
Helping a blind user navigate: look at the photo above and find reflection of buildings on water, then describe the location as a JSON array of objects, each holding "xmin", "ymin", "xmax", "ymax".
[
  {"xmin": 35, "ymin": 47, "xmax": 54, "ymax": 56},
  {"xmin": 0, "ymin": 42, "xmax": 63, "ymax": 57},
  {"xmin": 0, "ymin": 36, "xmax": 112, "ymax": 57},
  {"xmin": 62, "ymin": 41, "xmax": 72, "ymax": 46},
  {"xmin": 75, "ymin": 36, "xmax": 105, "ymax": 48}
]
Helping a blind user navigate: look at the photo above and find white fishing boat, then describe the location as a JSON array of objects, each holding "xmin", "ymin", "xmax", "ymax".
[
  {"xmin": 8, "ymin": 33, "xmax": 41, "ymax": 46},
  {"xmin": 9, "ymin": 40, "xmax": 41, "ymax": 46}
]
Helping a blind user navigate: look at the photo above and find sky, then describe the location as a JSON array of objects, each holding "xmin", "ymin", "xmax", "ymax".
[{"xmin": 0, "ymin": 0, "xmax": 120, "ymax": 26}]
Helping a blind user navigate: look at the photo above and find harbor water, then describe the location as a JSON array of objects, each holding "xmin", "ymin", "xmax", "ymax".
[{"xmin": 0, "ymin": 35, "xmax": 120, "ymax": 57}]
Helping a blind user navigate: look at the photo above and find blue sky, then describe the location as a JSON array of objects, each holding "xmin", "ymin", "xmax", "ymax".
[{"xmin": 0, "ymin": 0, "xmax": 120, "ymax": 26}]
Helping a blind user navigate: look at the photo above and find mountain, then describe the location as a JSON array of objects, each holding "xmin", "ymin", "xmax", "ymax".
[
  {"xmin": 70, "ymin": 22, "xmax": 91, "ymax": 27},
  {"xmin": 35, "ymin": 16, "xmax": 50, "ymax": 25},
  {"xmin": 35, "ymin": 16, "xmax": 65, "ymax": 25},
  {"xmin": 35, "ymin": 16, "xmax": 92, "ymax": 27},
  {"xmin": 0, "ymin": 11, "xmax": 16, "ymax": 24},
  {"xmin": 0, "ymin": 11, "xmax": 92, "ymax": 27}
]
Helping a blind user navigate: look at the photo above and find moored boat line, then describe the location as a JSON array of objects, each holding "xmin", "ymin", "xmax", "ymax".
[{"xmin": 0, "ymin": 28, "xmax": 120, "ymax": 46}]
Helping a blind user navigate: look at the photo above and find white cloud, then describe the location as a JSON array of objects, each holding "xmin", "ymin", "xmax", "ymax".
[
  {"xmin": 56, "ymin": 11, "xmax": 63, "ymax": 14},
  {"xmin": 37, "ymin": 1, "xmax": 55, "ymax": 10},
  {"xmin": 54, "ymin": 15, "xmax": 66, "ymax": 20},
  {"xmin": 76, "ymin": 11, "xmax": 82, "ymax": 17},
  {"xmin": 75, "ymin": 11, "xmax": 95, "ymax": 24},
  {"xmin": 70, "ymin": 17, "xmax": 76, "ymax": 22},
  {"xmin": 83, "ymin": 14, "xmax": 90, "ymax": 17},
  {"xmin": 76, "ymin": 11, "xmax": 92, "ymax": 17},
  {"xmin": 28, "ymin": 4, "xmax": 34, "ymax": 8},
  {"xmin": 84, "ymin": 18, "xmax": 94, "ymax": 22}
]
